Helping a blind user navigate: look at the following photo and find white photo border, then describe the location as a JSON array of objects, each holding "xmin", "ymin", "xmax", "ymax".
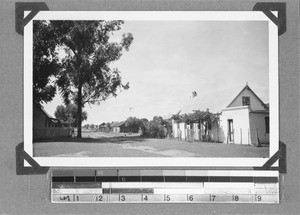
[{"xmin": 24, "ymin": 11, "xmax": 278, "ymax": 167}]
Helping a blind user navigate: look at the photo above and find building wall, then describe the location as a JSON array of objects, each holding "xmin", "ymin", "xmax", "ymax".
[
  {"xmin": 172, "ymin": 120, "xmax": 208, "ymax": 141},
  {"xmin": 172, "ymin": 120, "xmax": 178, "ymax": 138},
  {"xmin": 172, "ymin": 108, "xmax": 268, "ymax": 146},
  {"xmin": 228, "ymin": 89, "xmax": 266, "ymax": 111},
  {"xmin": 210, "ymin": 122, "xmax": 224, "ymax": 143},
  {"xmin": 220, "ymin": 106, "xmax": 250, "ymax": 145},
  {"xmin": 179, "ymin": 122, "xmax": 186, "ymax": 140},
  {"xmin": 113, "ymin": 127, "xmax": 120, "ymax": 133},
  {"xmin": 172, "ymin": 120, "xmax": 188, "ymax": 140},
  {"xmin": 33, "ymin": 105, "xmax": 71, "ymax": 140},
  {"xmin": 33, "ymin": 127, "xmax": 72, "ymax": 140},
  {"xmin": 249, "ymin": 112, "xmax": 269, "ymax": 145},
  {"xmin": 99, "ymin": 127, "xmax": 110, "ymax": 133},
  {"xmin": 190, "ymin": 123, "xmax": 200, "ymax": 141},
  {"xmin": 33, "ymin": 105, "xmax": 48, "ymax": 128},
  {"xmin": 186, "ymin": 123, "xmax": 196, "ymax": 141},
  {"xmin": 33, "ymin": 105, "xmax": 59, "ymax": 128}
]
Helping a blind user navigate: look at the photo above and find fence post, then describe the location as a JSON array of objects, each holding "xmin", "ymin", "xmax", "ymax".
[
  {"xmin": 256, "ymin": 128, "xmax": 260, "ymax": 147},
  {"xmin": 248, "ymin": 128, "xmax": 250, "ymax": 145},
  {"xmin": 217, "ymin": 124, "xmax": 219, "ymax": 142},
  {"xmin": 240, "ymin": 128, "xmax": 242, "ymax": 145}
]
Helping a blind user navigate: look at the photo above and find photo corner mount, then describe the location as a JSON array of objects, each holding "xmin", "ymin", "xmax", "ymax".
[
  {"xmin": 253, "ymin": 2, "xmax": 286, "ymax": 36},
  {"xmin": 16, "ymin": 142, "xmax": 49, "ymax": 175},
  {"xmin": 15, "ymin": 2, "xmax": 49, "ymax": 35}
]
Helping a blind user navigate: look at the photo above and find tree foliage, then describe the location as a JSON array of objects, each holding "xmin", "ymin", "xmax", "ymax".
[
  {"xmin": 52, "ymin": 21, "xmax": 133, "ymax": 105},
  {"xmin": 121, "ymin": 116, "xmax": 171, "ymax": 138},
  {"xmin": 171, "ymin": 109, "xmax": 220, "ymax": 136},
  {"xmin": 34, "ymin": 20, "xmax": 134, "ymax": 138},
  {"xmin": 54, "ymin": 21, "xmax": 133, "ymax": 138},
  {"xmin": 125, "ymin": 117, "xmax": 142, "ymax": 133},
  {"xmin": 141, "ymin": 116, "xmax": 171, "ymax": 139},
  {"xmin": 54, "ymin": 104, "xmax": 87, "ymax": 127},
  {"xmin": 33, "ymin": 21, "xmax": 60, "ymax": 106}
]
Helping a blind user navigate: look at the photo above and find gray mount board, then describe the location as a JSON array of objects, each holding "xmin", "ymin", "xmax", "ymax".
[{"xmin": 0, "ymin": 0, "xmax": 299, "ymax": 214}]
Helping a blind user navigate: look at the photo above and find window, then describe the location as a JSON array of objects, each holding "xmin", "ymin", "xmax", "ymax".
[
  {"xmin": 265, "ymin": 117, "xmax": 269, "ymax": 134},
  {"xmin": 242, "ymin": 96, "xmax": 250, "ymax": 106}
]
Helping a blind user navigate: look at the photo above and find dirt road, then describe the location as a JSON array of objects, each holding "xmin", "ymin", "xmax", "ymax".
[{"xmin": 33, "ymin": 131, "xmax": 269, "ymax": 158}]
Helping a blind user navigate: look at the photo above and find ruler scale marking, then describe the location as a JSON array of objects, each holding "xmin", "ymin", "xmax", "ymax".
[{"xmin": 51, "ymin": 170, "xmax": 279, "ymax": 204}]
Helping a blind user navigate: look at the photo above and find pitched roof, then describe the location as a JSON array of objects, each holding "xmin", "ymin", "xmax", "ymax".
[
  {"xmin": 226, "ymin": 84, "xmax": 269, "ymax": 110},
  {"xmin": 34, "ymin": 103, "xmax": 61, "ymax": 125},
  {"xmin": 34, "ymin": 103, "xmax": 57, "ymax": 119},
  {"xmin": 171, "ymin": 84, "xmax": 268, "ymax": 116},
  {"xmin": 176, "ymin": 86, "xmax": 241, "ymax": 115},
  {"xmin": 110, "ymin": 121, "xmax": 125, "ymax": 127}
]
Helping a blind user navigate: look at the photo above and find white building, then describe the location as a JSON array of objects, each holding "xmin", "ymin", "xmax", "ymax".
[
  {"xmin": 219, "ymin": 84, "xmax": 269, "ymax": 146},
  {"xmin": 172, "ymin": 119, "xmax": 213, "ymax": 142},
  {"xmin": 172, "ymin": 84, "xmax": 269, "ymax": 146}
]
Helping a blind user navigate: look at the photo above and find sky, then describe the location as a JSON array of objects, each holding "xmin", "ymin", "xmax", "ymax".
[{"xmin": 43, "ymin": 20, "xmax": 269, "ymax": 125}]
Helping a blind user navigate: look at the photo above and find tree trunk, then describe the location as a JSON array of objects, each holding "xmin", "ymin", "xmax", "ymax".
[{"xmin": 77, "ymin": 84, "xmax": 82, "ymax": 138}]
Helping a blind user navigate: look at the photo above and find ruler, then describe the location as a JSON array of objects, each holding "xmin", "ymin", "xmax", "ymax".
[{"xmin": 51, "ymin": 169, "xmax": 279, "ymax": 204}]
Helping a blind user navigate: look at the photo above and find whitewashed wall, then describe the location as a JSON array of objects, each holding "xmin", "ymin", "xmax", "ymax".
[
  {"xmin": 220, "ymin": 106, "xmax": 250, "ymax": 145},
  {"xmin": 172, "ymin": 110, "xmax": 266, "ymax": 146},
  {"xmin": 249, "ymin": 112, "xmax": 269, "ymax": 145},
  {"xmin": 172, "ymin": 120, "xmax": 210, "ymax": 141}
]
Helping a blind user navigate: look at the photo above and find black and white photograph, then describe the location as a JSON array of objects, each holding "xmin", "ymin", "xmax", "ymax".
[
  {"xmin": 24, "ymin": 11, "xmax": 278, "ymax": 167},
  {"xmin": 2, "ymin": 0, "xmax": 300, "ymax": 212}
]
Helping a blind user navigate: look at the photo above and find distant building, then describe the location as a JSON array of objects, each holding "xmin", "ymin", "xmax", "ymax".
[
  {"xmin": 98, "ymin": 124, "xmax": 110, "ymax": 133},
  {"xmin": 33, "ymin": 104, "xmax": 72, "ymax": 140},
  {"xmin": 33, "ymin": 104, "xmax": 61, "ymax": 128},
  {"xmin": 110, "ymin": 121, "xmax": 126, "ymax": 133}
]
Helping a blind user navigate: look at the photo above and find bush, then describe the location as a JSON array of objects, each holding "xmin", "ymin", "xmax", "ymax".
[
  {"xmin": 202, "ymin": 134, "xmax": 212, "ymax": 142},
  {"xmin": 142, "ymin": 121, "xmax": 166, "ymax": 138}
]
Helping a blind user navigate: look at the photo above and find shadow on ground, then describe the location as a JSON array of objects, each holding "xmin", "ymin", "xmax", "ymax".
[{"xmin": 33, "ymin": 135, "xmax": 148, "ymax": 144}]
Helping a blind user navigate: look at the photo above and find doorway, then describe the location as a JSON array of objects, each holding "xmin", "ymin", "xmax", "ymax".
[{"xmin": 228, "ymin": 119, "xmax": 234, "ymax": 143}]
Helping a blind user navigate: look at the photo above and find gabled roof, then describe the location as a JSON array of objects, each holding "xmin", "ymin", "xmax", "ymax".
[
  {"xmin": 110, "ymin": 121, "xmax": 125, "ymax": 127},
  {"xmin": 226, "ymin": 84, "xmax": 268, "ymax": 110},
  {"xmin": 34, "ymin": 103, "xmax": 61, "ymax": 124},
  {"xmin": 34, "ymin": 103, "xmax": 57, "ymax": 119}
]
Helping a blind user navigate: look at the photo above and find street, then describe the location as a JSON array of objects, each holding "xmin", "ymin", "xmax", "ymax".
[{"xmin": 33, "ymin": 131, "xmax": 269, "ymax": 158}]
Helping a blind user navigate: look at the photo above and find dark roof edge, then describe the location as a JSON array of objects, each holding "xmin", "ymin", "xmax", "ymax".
[
  {"xmin": 34, "ymin": 102, "xmax": 59, "ymax": 121},
  {"xmin": 226, "ymin": 84, "xmax": 268, "ymax": 110}
]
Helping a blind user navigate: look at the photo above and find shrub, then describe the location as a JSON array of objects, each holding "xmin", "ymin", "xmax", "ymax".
[{"xmin": 141, "ymin": 121, "xmax": 166, "ymax": 138}]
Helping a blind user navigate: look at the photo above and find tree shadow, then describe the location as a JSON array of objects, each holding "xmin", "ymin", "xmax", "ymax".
[{"xmin": 34, "ymin": 134, "xmax": 148, "ymax": 144}]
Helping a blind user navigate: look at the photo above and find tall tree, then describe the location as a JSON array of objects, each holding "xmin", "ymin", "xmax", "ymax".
[
  {"xmin": 50, "ymin": 21, "xmax": 133, "ymax": 138},
  {"xmin": 33, "ymin": 21, "xmax": 59, "ymax": 106},
  {"xmin": 54, "ymin": 104, "xmax": 87, "ymax": 128}
]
